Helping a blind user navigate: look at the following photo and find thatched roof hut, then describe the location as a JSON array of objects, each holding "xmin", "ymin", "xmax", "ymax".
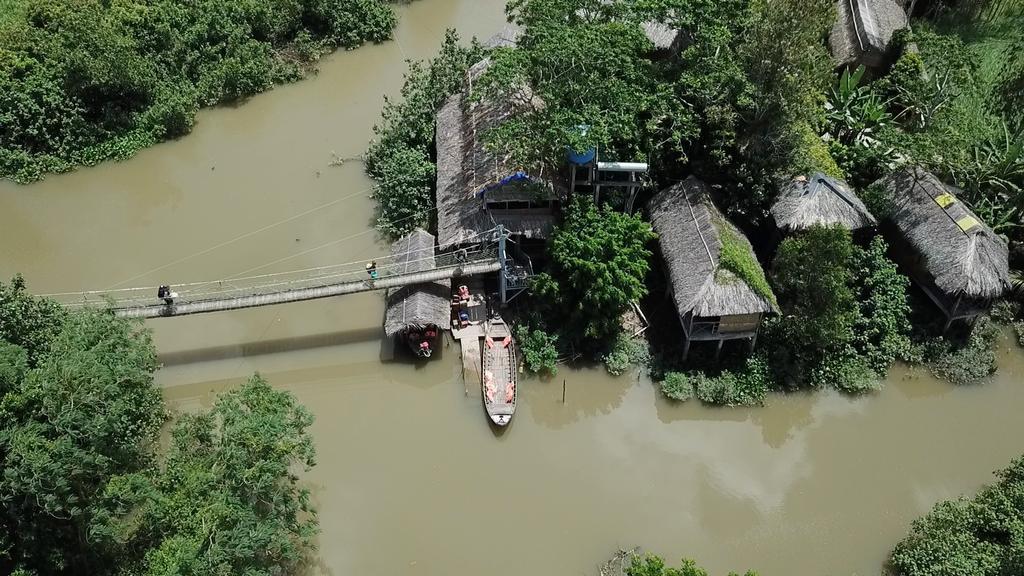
[
  {"xmin": 829, "ymin": 0, "xmax": 908, "ymax": 68},
  {"xmin": 383, "ymin": 229, "xmax": 450, "ymax": 338},
  {"xmin": 878, "ymin": 167, "xmax": 1010, "ymax": 303},
  {"xmin": 649, "ymin": 177, "xmax": 775, "ymax": 320},
  {"xmin": 771, "ymin": 172, "xmax": 877, "ymax": 233},
  {"xmin": 435, "ymin": 58, "xmax": 561, "ymax": 246}
]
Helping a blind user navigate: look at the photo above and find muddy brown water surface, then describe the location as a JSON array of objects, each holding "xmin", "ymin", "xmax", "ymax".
[{"xmin": 2, "ymin": 2, "xmax": 1023, "ymax": 574}]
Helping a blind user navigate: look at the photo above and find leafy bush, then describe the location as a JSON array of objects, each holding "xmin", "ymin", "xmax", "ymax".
[
  {"xmin": 604, "ymin": 333, "xmax": 651, "ymax": 376},
  {"xmin": 364, "ymin": 31, "xmax": 484, "ymax": 238},
  {"xmin": 920, "ymin": 316, "xmax": 1001, "ymax": 385},
  {"xmin": 768, "ymin": 227, "xmax": 910, "ymax": 392},
  {"xmin": 691, "ymin": 357, "xmax": 770, "ymax": 406},
  {"xmin": 852, "ymin": 236, "xmax": 913, "ymax": 373},
  {"xmin": 660, "ymin": 371, "xmax": 693, "ymax": 402},
  {"xmin": 516, "ymin": 324, "xmax": 559, "ymax": 376},
  {"xmin": 541, "ymin": 196, "xmax": 655, "ymax": 350},
  {"xmin": 890, "ymin": 454, "xmax": 1024, "ymax": 576},
  {"xmin": 0, "ymin": 0, "xmax": 397, "ymax": 182},
  {"xmin": 627, "ymin": 552, "xmax": 758, "ymax": 576},
  {"xmin": 788, "ymin": 121, "xmax": 845, "ymax": 179}
]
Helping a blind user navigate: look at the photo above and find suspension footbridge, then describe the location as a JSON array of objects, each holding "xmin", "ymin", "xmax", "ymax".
[{"xmin": 47, "ymin": 228, "xmax": 520, "ymax": 319}]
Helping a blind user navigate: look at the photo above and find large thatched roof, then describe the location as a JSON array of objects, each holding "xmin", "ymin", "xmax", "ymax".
[
  {"xmin": 771, "ymin": 172, "xmax": 877, "ymax": 232},
  {"xmin": 384, "ymin": 229, "xmax": 450, "ymax": 337},
  {"xmin": 435, "ymin": 58, "xmax": 558, "ymax": 246},
  {"xmin": 829, "ymin": 0, "xmax": 908, "ymax": 67},
  {"xmin": 648, "ymin": 177, "xmax": 775, "ymax": 319},
  {"xmin": 879, "ymin": 167, "xmax": 1010, "ymax": 300}
]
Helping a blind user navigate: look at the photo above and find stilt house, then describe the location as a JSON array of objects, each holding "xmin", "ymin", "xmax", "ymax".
[
  {"xmin": 435, "ymin": 58, "xmax": 563, "ymax": 247},
  {"xmin": 829, "ymin": 0, "xmax": 908, "ymax": 69},
  {"xmin": 876, "ymin": 167, "xmax": 1011, "ymax": 328},
  {"xmin": 771, "ymin": 172, "xmax": 877, "ymax": 234},
  {"xmin": 648, "ymin": 177, "xmax": 776, "ymax": 361},
  {"xmin": 384, "ymin": 229, "xmax": 450, "ymax": 349}
]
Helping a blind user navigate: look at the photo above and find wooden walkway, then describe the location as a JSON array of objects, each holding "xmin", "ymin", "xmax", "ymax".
[{"xmin": 115, "ymin": 260, "xmax": 501, "ymax": 319}]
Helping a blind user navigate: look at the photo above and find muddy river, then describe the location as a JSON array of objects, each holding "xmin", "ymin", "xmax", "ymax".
[{"xmin": 1, "ymin": 1, "xmax": 1022, "ymax": 574}]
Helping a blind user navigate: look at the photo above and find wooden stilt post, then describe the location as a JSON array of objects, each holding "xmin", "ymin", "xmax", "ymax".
[
  {"xmin": 562, "ymin": 379, "xmax": 566, "ymax": 403},
  {"xmin": 715, "ymin": 339, "xmax": 724, "ymax": 362},
  {"xmin": 943, "ymin": 295, "xmax": 962, "ymax": 334},
  {"xmin": 682, "ymin": 338, "xmax": 691, "ymax": 363}
]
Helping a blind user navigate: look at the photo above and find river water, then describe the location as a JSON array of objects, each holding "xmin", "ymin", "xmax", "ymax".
[{"xmin": 1, "ymin": 2, "xmax": 1022, "ymax": 575}]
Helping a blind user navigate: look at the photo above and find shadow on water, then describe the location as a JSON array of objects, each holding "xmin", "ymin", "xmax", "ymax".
[{"xmin": 159, "ymin": 326, "xmax": 384, "ymax": 365}]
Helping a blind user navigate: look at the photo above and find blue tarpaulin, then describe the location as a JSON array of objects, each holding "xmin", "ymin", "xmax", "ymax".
[{"xmin": 476, "ymin": 171, "xmax": 531, "ymax": 198}]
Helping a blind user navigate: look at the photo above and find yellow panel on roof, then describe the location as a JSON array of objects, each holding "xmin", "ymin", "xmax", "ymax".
[
  {"xmin": 956, "ymin": 216, "xmax": 979, "ymax": 232},
  {"xmin": 934, "ymin": 193, "xmax": 957, "ymax": 208}
]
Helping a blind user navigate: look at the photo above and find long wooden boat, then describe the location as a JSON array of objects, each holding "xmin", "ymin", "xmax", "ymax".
[{"xmin": 481, "ymin": 318, "xmax": 517, "ymax": 426}]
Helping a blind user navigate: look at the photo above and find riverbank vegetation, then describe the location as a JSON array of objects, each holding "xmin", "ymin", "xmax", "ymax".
[
  {"xmin": 0, "ymin": 0, "xmax": 398, "ymax": 183},
  {"xmin": 890, "ymin": 453, "xmax": 1024, "ymax": 576},
  {"xmin": 365, "ymin": 31, "xmax": 484, "ymax": 237},
  {"xmin": 0, "ymin": 276, "xmax": 317, "ymax": 575}
]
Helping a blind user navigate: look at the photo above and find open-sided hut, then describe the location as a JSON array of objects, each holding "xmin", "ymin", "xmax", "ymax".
[
  {"xmin": 877, "ymin": 167, "xmax": 1010, "ymax": 328},
  {"xmin": 829, "ymin": 0, "xmax": 908, "ymax": 68},
  {"xmin": 435, "ymin": 58, "xmax": 563, "ymax": 247},
  {"xmin": 384, "ymin": 229, "xmax": 450, "ymax": 357},
  {"xmin": 649, "ymin": 177, "xmax": 776, "ymax": 361},
  {"xmin": 771, "ymin": 172, "xmax": 877, "ymax": 234}
]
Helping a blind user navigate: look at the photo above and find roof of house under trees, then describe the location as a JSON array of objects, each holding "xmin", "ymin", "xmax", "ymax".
[
  {"xmin": 829, "ymin": 0, "xmax": 908, "ymax": 67},
  {"xmin": 434, "ymin": 58, "xmax": 558, "ymax": 246},
  {"xmin": 383, "ymin": 229, "xmax": 450, "ymax": 337},
  {"xmin": 771, "ymin": 172, "xmax": 878, "ymax": 232},
  {"xmin": 878, "ymin": 167, "xmax": 1010, "ymax": 300},
  {"xmin": 648, "ymin": 177, "xmax": 775, "ymax": 319}
]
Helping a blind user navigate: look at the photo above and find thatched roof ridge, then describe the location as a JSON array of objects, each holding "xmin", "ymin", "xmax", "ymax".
[
  {"xmin": 879, "ymin": 167, "xmax": 1010, "ymax": 300},
  {"xmin": 771, "ymin": 172, "xmax": 877, "ymax": 232},
  {"xmin": 829, "ymin": 0, "xmax": 908, "ymax": 67},
  {"xmin": 384, "ymin": 229, "xmax": 450, "ymax": 337},
  {"xmin": 435, "ymin": 57, "xmax": 557, "ymax": 246},
  {"xmin": 649, "ymin": 177, "xmax": 774, "ymax": 318}
]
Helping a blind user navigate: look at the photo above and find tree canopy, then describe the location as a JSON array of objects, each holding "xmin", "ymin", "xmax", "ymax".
[
  {"xmin": 530, "ymin": 196, "xmax": 655, "ymax": 349},
  {"xmin": 0, "ymin": 277, "xmax": 318, "ymax": 576},
  {"xmin": 0, "ymin": 0, "xmax": 397, "ymax": 183},
  {"xmin": 891, "ymin": 454, "xmax": 1024, "ymax": 576}
]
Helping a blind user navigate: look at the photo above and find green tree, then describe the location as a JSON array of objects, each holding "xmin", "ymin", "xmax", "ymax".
[
  {"xmin": 365, "ymin": 31, "xmax": 485, "ymax": 238},
  {"xmin": 891, "ymin": 454, "xmax": 1024, "ymax": 576},
  {"xmin": 0, "ymin": 0, "xmax": 398, "ymax": 183},
  {"xmin": 768, "ymin": 226, "xmax": 909, "ymax": 392},
  {"xmin": 0, "ymin": 275, "xmax": 66, "ymax": 366},
  {"xmin": 534, "ymin": 196, "xmax": 655, "ymax": 349},
  {"xmin": 0, "ymin": 308, "xmax": 163, "ymax": 575},
  {"xmin": 90, "ymin": 374, "xmax": 317, "ymax": 576}
]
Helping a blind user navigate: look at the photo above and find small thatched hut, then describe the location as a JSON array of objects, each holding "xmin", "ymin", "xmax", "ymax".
[
  {"xmin": 384, "ymin": 229, "xmax": 450, "ymax": 348},
  {"xmin": 771, "ymin": 172, "xmax": 877, "ymax": 233},
  {"xmin": 435, "ymin": 58, "xmax": 563, "ymax": 247},
  {"xmin": 877, "ymin": 167, "xmax": 1011, "ymax": 328},
  {"xmin": 829, "ymin": 0, "xmax": 908, "ymax": 68},
  {"xmin": 649, "ymin": 177, "xmax": 776, "ymax": 360}
]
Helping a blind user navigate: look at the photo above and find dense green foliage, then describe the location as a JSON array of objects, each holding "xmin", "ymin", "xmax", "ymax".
[
  {"xmin": 767, "ymin": 227, "xmax": 910, "ymax": 393},
  {"xmin": 603, "ymin": 333, "xmax": 651, "ymax": 376},
  {"xmin": 365, "ymin": 31, "xmax": 485, "ymax": 238},
  {"xmin": 515, "ymin": 323, "xmax": 559, "ymax": 376},
  {"xmin": 627, "ymin": 553, "xmax": 757, "ymax": 576},
  {"xmin": 530, "ymin": 196, "xmax": 655, "ymax": 352},
  {"xmin": 0, "ymin": 278, "xmax": 164, "ymax": 574},
  {"xmin": 689, "ymin": 356, "xmax": 771, "ymax": 406},
  {"xmin": 92, "ymin": 374, "xmax": 317, "ymax": 576},
  {"xmin": 0, "ymin": 278, "xmax": 318, "ymax": 575},
  {"xmin": 0, "ymin": 0, "xmax": 396, "ymax": 182},
  {"xmin": 891, "ymin": 453, "xmax": 1024, "ymax": 576},
  {"xmin": 913, "ymin": 316, "xmax": 1001, "ymax": 384},
  {"xmin": 476, "ymin": 0, "xmax": 836, "ymax": 222},
  {"xmin": 660, "ymin": 371, "xmax": 693, "ymax": 402}
]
